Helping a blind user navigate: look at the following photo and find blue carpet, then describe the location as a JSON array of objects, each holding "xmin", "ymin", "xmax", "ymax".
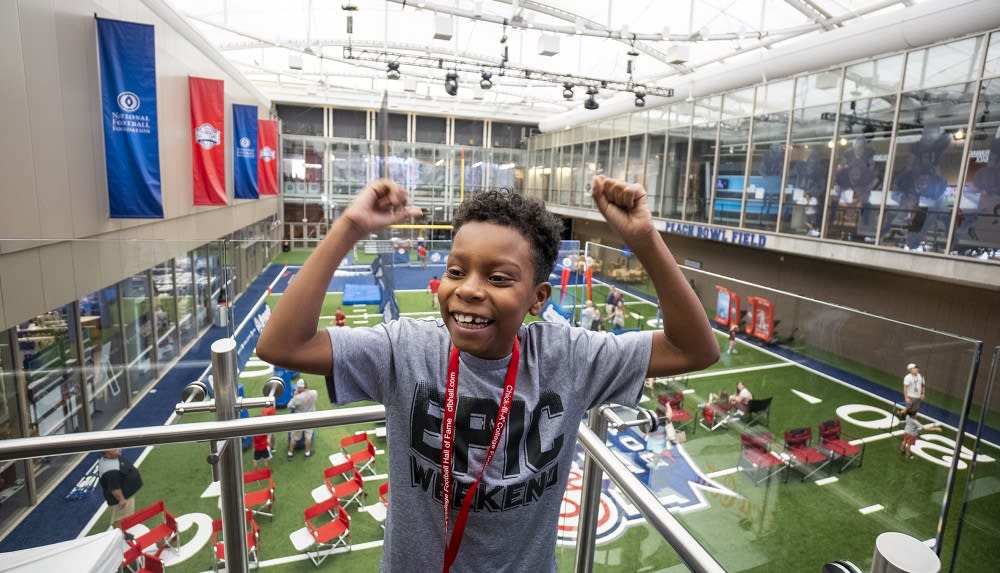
[{"xmin": 0, "ymin": 265, "xmax": 282, "ymax": 551}]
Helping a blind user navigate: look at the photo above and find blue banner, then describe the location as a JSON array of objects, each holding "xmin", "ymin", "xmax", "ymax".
[
  {"xmin": 232, "ymin": 104, "xmax": 259, "ymax": 199},
  {"xmin": 96, "ymin": 17, "xmax": 163, "ymax": 218}
]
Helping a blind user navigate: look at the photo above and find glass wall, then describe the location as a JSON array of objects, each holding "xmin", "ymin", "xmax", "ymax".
[
  {"xmin": 175, "ymin": 251, "xmax": 197, "ymax": 348},
  {"xmin": 744, "ymin": 81, "xmax": 793, "ymax": 231},
  {"xmin": 0, "ymin": 333, "xmax": 30, "ymax": 524},
  {"xmin": 713, "ymin": 88, "xmax": 754, "ymax": 225},
  {"xmin": 121, "ymin": 272, "xmax": 153, "ymax": 395},
  {"xmin": 689, "ymin": 97, "xmax": 721, "ymax": 223},
  {"xmin": 958, "ymin": 76, "xmax": 1000, "ymax": 257},
  {"xmin": 79, "ymin": 285, "xmax": 126, "ymax": 431},
  {"xmin": 525, "ymin": 29, "xmax": 1000, "ymax": 264}
]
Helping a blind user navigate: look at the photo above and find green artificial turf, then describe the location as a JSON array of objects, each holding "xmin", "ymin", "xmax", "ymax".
[{"xmin": 87, "ymin": 284, "xmax": 1000, "ymax": 573}]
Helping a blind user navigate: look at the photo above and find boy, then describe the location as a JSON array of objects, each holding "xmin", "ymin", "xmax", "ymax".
[
  {"xmin": 898, "ymin": 407, "xmax": 942, "ymax": 459},
  {"xmin": 251, "ymin": 405, "xmax": 276, "ymax": 469},
  {"xmin": 332, "ymin": 307, "xmax": 346, "ymax": 327},
  {"xmin": 257, "ymin": 177, "xmax": 718, "ymax": 572},
  {"xmin": 428, "ymin": 275, "xmax": 441, "ymax": 309}
]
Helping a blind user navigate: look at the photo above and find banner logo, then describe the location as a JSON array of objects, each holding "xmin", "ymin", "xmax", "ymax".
[
  {"xmin": 557, "ymin": 427, "xmax": 740, "ymax": 545},
  {"xmin": 195, "ymin": 123, "xmax": 221, "ymax": 149},
  {"xmin": 96, "ymin": 17, "xmax": 162, "ymax": 218},
  {"xmin": 117, "ymin": 91, "xmax": 140, "ymax": 112},
  {"xmin": 239, "ymin": 137, "xmax": 251, "ymax": 148},
  {"xmin": 260, "ymin": 146, "xmax": 275, "ymax": 162}
]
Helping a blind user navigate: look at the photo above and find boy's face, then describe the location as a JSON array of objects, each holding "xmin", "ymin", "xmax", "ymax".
[{"xmin": 440, "ymin": 221, "xmax": 550, "ymax": 360}]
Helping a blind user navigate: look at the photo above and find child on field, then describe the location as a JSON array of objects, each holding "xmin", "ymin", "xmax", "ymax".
[
  {"xmin": 898, "ymin": 407, "xmax": 942, "ymax": 459},
  {"xmin": 256, "ymin": 176, "xmax": 718, "ymax": 573},
  {"xmin": 252, "ymin": 405, "xmax": 276, "ymax": 469}
]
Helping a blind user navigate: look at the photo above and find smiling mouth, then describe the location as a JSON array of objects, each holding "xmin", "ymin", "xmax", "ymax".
[{"xmin": 451, "ymin": 312, "xmax": 494, "ymax": 329}]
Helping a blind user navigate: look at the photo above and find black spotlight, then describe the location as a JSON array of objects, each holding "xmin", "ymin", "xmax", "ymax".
[
  {"xmin": 480, "ymin": 71, "xmax": 493, "ymax": 89},
  {"xmin": 562, "ymin": 82, "xmax": 574, "ymax": 100},
  {"xmin": 584, "ymin": 86, "xmax": 599, "ymax": 110},
  {"xmin": 444, "ymin": 72, "xmax": 459, "ymax": 96},
  {"xmin": 387, "ymin": 62, "xmax": 400, "ymax": 80}
]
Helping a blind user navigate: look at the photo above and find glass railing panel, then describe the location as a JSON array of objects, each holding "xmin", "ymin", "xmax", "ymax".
[
  {"xmin": 580, "ymin": 240, "xmax": 989, "ymax": 572},
  {"xmin": 2, "ymin": 235, "xmax": 994, "ymax": 573}
]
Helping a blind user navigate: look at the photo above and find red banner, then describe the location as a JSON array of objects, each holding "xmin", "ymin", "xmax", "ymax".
[
  {"xmin": 189, "ymin": 76, "xmax": 226, "ymax": 205},
  {"xmin": 258, "ymin": 119, "xmax": 279, "ymax": 195}
]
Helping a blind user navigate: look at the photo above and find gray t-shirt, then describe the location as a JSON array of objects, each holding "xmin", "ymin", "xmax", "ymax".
[
  {"xmin": 288, "ymin": 388, "xmax": 318, "ymax": 413},
  {"xmin": 327, "ymin": 317, "xmax": 651, "ymax": 573}
]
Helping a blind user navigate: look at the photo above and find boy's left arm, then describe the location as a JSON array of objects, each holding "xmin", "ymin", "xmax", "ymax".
[{"xmin": 591, "ymin": 176, "xmax": 720, "ymax": 377}]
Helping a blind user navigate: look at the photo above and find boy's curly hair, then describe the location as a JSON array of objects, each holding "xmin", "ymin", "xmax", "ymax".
[{"xmin": 453, "ymin": 190, "xmax": 563, "ymax": 285}]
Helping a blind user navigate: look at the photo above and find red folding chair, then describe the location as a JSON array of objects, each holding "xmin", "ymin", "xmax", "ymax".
[
  {"xmin": 737, "ymin": 431, "xmax": 787, "ymax": 486},
  {"xmin": 340, "ymin": 433, "xmax": 378, "ymax": 477},
  {"xmin": 120, "ymin": 500, "xmax": 179, "ymax": 558},
  {"xmin": 817, "ymin": 419, "xmax": 865, "ymax": 473},
  {"xmin": 136, "ymin": 554, "xmax": 164, "ymax": 573},
  {"xmin": 665, "ymin": 391, "xmax": 696, "ymax": 435},
  {"xmin": 323, "ymin": 461, "xmax": 366, "ymax": 510},
  {"xmin": 784, "ymin": 427, "xmax": 832, "ymax": 481},
  {"xmin": 243, "ymin": 468, "xmax": 276, "ymax": 520},
  {"xmin": 303, "ymin": 497, "xmax": 352, "ymax": 566},
  {"xmin": 210, "ymin": 510, "xmax": 260, "ymax": 572}
]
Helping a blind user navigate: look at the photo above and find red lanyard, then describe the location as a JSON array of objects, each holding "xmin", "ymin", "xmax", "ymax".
[{"xmin": 440, "ymin": 338, "xmax": 520, "ymax": 573}]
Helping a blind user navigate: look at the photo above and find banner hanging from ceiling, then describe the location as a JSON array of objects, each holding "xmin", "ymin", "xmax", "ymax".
[
  {"xmin": 96, "ymin": 17, "xmax": 163, "ymax": 218},
  {"xmin": 232, "ymin": 104, "xmax": 259, "ymax": 199},
  {"xmin": 189, "ymin": 76, "xmax": 227, "ymax": 206},
  {"xmin": 257, "ymin": 119, "xmax": 279, "ymax": 196}
]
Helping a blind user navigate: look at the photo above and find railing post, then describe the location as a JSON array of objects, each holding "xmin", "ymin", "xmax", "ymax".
[
  {"xmin": 211, "ymin": 338, "xmax": 248, "ymax": 573},
  {"xmin": 574, "ymin": 408, "xmax": 609, "ymax": 573}
]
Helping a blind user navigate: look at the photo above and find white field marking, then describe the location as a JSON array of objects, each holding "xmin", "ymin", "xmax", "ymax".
[
  {"xmin": 815, "ymin": 476, "xmax": 839, "ymax": 486},
  {"xmin": 859, "ymin": 504, "xmax": 884, "ymax": 515},
  {"xmin": 160, "ymin": 513, "xmax": 213, "ymax": 566},
  {"xmin": 706, "ymin": 467, "xmax": 741, "ymax": 479},
  {"xmin": 256, "ymin": 539, "xmax": 385, "ymax": 568},
  {"xmin": 683, "ymin": 362, "xmax": 795, "ymax": 381},
  {"xmin": 791, "ymin": 389, "xmax": 823, "ymax": 404},
  {"xmin": 200, "ymin": 481, "xmax": 221, "ymax": 498},
  {"xmin": 240, "ymin": 365, "xmax": 273, "ymax": 379},
  {"xmin": 683, "ymin": 388, "xmax": 696, "ymax": 394},
  {"xmin": 851, "ymin": 433, "xmax": 891, "ymax": 445}
]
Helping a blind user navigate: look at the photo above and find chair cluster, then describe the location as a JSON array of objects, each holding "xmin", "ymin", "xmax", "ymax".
[
  {"xmin": 118, "ymin": 468, "xmax": 275, "ymax": 572},
  {"xmin": 290, "ymin": 432, "xmax": 388, "ymax": 567},
  {"xmin": 738, "ymin": 419, "xmax": 865, "ymax": 486}
]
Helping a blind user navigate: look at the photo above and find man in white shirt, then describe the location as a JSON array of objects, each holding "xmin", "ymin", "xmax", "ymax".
[
  {"xmin": 903, "ymin": 363, "xmax": 925, "ymax": 414},
  {"xmin": 287, "ymin": 380, "xmax": 319, "ymax": 459}
]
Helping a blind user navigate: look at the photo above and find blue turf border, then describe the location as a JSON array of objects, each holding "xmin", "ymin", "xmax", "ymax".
[{"xmin": 0, "ymin": 265, "xmax": 281, "ymax": 551}]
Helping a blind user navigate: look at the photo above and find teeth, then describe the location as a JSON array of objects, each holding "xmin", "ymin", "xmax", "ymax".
[{"xmin": 453, "ymin": 313, "xmax": 490, "ymax": 324}]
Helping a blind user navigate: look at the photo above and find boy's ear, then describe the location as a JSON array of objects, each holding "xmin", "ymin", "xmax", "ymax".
[{"xmin": 528, "ymin": 282, "xmax": 552, "ymax": 316}]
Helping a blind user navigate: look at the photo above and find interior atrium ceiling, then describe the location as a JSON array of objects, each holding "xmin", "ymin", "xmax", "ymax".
[{"xmin": 165, "ymin": 0, "xmax": 929, "ymax": 123}]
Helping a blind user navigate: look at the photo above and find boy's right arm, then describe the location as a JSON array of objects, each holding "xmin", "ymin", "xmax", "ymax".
[{"xmin": 256, "ymin": 180, "xmax": 421, "ymax": 376}]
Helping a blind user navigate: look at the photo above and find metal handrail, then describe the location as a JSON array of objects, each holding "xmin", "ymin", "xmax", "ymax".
[
  {"xmin": 0, "ymin": 402, "xmax": 726, "ymax": 573},
  {"xmin": 0, "ymin": 406, "xmax": 386, "ymax": 461},
  {"xmin": 576, "ymin": 423, "xmax": 726, "ymax": 573}
]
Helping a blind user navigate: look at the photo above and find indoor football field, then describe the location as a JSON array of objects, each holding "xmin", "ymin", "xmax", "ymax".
[{"xmin": 84, "ymin": 254, "xmax": 1000, "ymax": 572}]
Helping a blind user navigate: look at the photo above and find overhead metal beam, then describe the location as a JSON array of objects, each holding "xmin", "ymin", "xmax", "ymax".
[{"xmin": 784, "ymin": 0, "xmax": 837, "ymax": 30}]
